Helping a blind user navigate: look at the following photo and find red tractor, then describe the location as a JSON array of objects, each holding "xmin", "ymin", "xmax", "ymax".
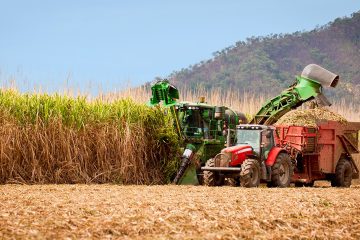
[
  {"xmin": 201, "ymin": 121, "xmax": 360, "ymax": 187},
  {"xmin": 201, "ymin": 124, "xmax": 293, "ymax": 187}
]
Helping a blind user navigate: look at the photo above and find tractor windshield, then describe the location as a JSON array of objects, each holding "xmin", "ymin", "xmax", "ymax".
[{"xmin": 235, "ymin": 129, "xmax": 261, "ymax": 154}]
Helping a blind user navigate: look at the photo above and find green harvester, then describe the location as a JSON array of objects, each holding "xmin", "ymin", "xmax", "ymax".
[{"xmin": 149, "ymin": 80, "xmax": 247, "ymax": 184}]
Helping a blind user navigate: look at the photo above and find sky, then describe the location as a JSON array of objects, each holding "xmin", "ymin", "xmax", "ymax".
[{"xmin": 0, "ymin": 0, "xmax": 359, "ymax": 94}]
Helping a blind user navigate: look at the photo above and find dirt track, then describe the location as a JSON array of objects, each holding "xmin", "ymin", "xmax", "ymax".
[{"xmin": 1, "ymin": 185, "xmax": 359, "ymax": 239}]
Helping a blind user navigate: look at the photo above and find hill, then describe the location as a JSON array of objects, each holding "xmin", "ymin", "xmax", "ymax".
[{"xmin": 169, "ymin": 11, "xmax": 360, "ymax": 104}]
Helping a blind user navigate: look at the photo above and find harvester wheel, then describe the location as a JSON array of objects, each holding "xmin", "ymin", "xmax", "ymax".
[
  {"xmin": 203, "ymin": 159, "xmax": 224, "ymax": 186},
  {"xmin": 333, "ymin": 158, "xmax": 352, "ymax": 187},
  {"xmin": 240, "ymin": 159, "xmax": 260, "ymax": 188},
  {"xmin": 269, "ymin": 153, "xmax": 293, "ymax": 188}
]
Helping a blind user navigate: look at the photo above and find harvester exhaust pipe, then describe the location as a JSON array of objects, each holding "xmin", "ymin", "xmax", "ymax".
[{"xmin": 301, "ymin": 64, "xmax": 339, "ymax": 88}]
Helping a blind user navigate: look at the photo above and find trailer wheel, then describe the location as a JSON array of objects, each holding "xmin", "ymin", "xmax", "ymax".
[
  {"xmin": 240, "ymin": 159, "xmax": 260, "ymax": 188},
  {"xmin": 269, "ymin": 153, "xmax": 293, "ymax": 188},
  {"xmin": 203, "ymin": 159, "xmax": 224, "ymax": 186},
  {"xmin": 332, "ymin": 158, "xmax": 352, "ymax": 187}
]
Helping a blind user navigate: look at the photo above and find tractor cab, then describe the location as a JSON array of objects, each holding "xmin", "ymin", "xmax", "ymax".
[{"xmin": 235, "ymin": 125, "xmax": 275, "ymax": 161}]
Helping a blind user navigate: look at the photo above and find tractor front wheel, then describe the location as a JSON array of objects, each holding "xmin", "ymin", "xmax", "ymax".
[
  {"xmin": 240, "ymin": 159, "xmax": 260, "ymax": 188},
  {"xmin": 203, "ymin": 159, "xmax": 224, "ymax": 186},
  {"xmin": 269, "ymin": 153, "xmax": 293, "ymax": 188}
]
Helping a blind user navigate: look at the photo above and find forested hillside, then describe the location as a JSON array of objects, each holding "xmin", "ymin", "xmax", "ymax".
[{"xmin": 170, "ymin": 11, "xmax": 360, "ymax": 104}]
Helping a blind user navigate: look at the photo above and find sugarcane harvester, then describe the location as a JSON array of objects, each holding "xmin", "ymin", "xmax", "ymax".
[
  {"xmin": 201, "ymin": 64, "xmax": 359, "ymax": 187},
  {"xmin": 149, "ymin": 80, "xmax": 247, "ymax": 185}
]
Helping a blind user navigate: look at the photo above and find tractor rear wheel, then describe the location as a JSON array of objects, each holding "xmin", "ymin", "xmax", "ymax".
[
  {"xmin": 269, "ymin": 153, "xmax": 293, "ymax": 188},
  {"xmin": 332, "ymin": 158, "xmax": 352, "ymax": 187},
  {"xmin": 203, "ymin": 159, "xmax": 224, "ymax": 186},
  {"xmin": 240, "ymin": 159, "xmax": 260, "ymax": 188}
]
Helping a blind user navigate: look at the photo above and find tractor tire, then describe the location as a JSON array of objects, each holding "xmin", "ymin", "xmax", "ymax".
[
  {"xmin": 240, "ymin": 159, "xmax": 260, "ymax": 188},
  {"xmin": 269, "ymin": 153, "xmax": 293, "ymax": 188},
  {"xmin": 333, "ymin": 158, "xmax": 352, "ymax": 187},
  {"xmin": 203, "ymin": 159, "xmax": 224, "ymax": 186}
]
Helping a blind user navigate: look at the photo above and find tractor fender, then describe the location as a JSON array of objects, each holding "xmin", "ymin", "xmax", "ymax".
[{"xmin": 265, "ymin": 147, "xmax": 287, "ymax": 167}]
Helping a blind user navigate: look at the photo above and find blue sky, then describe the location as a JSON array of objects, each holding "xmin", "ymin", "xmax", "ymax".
[{"xmin": 0, "ymin": 0, "xmax": 359, "ymax": 93}]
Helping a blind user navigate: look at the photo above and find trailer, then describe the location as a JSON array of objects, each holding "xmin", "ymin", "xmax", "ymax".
[{"xmin": 276, "ymin": 121, "xmax": 360, "ymax": 187}]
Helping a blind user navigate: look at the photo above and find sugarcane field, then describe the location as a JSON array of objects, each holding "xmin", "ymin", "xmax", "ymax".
[
  {"xmin": 1, "ymin": 63, "xmax": 360, "ymax": 239},
  {"xmin": 2, "ymin": 2, "xmax": 360, "ymax": 240}
]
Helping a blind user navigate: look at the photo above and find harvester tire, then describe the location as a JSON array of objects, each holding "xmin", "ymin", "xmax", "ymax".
[
  {"xmin": 333, "ymin": 158, "xmax": 352, "ymax": 187},
  {"xmin": 203, "ymin": 159, "xmax": 224, "ymax": 186},
  {"xmin": 269, "ymin": 153, "xmax": 293, "ymax": 188},
  {"xmin": 240, "ymin": 159, "xmax": 260, "ymax": 188}
]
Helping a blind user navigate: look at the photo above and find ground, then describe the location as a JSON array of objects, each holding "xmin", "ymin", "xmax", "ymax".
[{"xmin": 1, "ymin": 184, "xmax": 359, "ymax": 239}]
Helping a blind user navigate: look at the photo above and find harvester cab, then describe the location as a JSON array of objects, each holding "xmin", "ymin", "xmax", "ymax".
[{"xmin": 149, "ymin": 79, "xmax": 247, "ymax": 185}]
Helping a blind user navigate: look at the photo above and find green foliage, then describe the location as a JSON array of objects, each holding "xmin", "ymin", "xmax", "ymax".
[{"xmin": 0, "ymin": 90, "xmax": 165, "ymax": 128}]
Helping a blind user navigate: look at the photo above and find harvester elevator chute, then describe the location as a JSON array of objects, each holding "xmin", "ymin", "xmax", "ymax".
[{"xmin": 250, "ymin": 64, "xmax": 340, "ymax": 125}]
